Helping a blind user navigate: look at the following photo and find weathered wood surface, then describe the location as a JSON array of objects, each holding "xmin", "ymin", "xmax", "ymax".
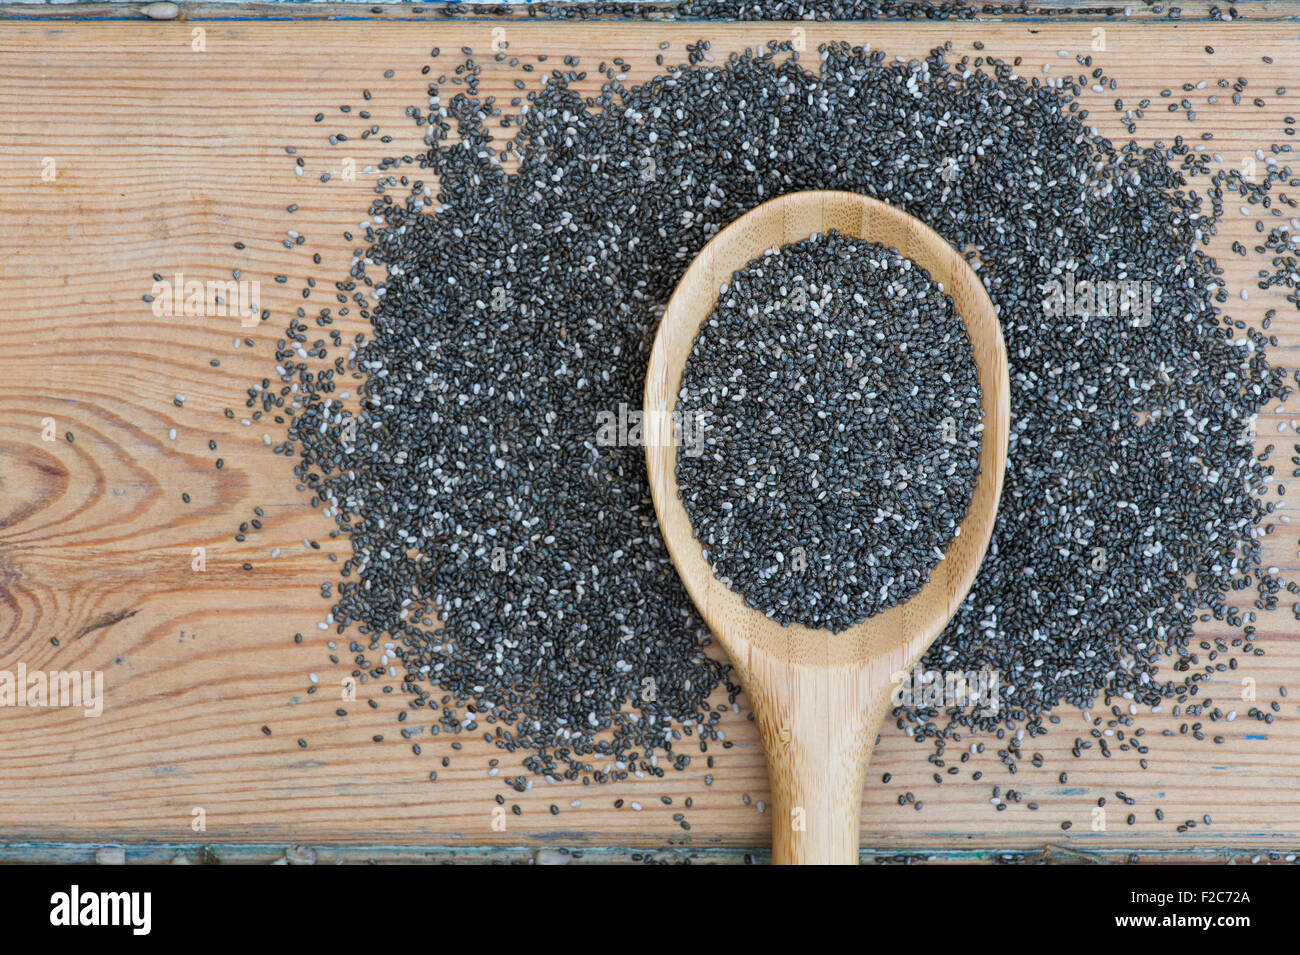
[
  {"xmin": 7, "ymin": 1, "xmax": 1300, "ymax": 23},
  {"xmin": 2, "ymin": 18, "xmax": 1300, "ymax": 855}
]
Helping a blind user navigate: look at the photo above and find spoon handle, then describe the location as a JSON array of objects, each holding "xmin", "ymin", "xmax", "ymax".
[{"xmin": 744, "ymin": 659, "xmax": 895, "ymax": 865}]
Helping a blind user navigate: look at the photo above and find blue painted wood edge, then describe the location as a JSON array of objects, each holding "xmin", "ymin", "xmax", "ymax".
[{"xmin": 1, "ymin": 841, "xmax": 1295, "ymax": 863}]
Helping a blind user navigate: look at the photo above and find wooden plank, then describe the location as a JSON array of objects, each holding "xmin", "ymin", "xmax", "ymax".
[
  {"xmin": 8, "ymin": 0, "xmax": 1300, "ymax": 22},
  {"xmin": 2, "ymin": 18, "xmax": 1300, "ymax": 854},
  {"xmin": 4, "ymin": 841, "xmax": 1300, "ymax": 863}
]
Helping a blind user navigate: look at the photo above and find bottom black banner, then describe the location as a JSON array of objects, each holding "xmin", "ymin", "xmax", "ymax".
[{"xmin": 0, "ymin": 856, "xmax": 1284, "ymax": 941}]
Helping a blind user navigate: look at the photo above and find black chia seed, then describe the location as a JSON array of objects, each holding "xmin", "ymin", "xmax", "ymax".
[
  {"xmin": 247, "ymin": 35, "xmax": 1293, "ymax": 823},
  {"xmin": 676, "ymin": 232, "xmax": 981, "ymax": 631}
]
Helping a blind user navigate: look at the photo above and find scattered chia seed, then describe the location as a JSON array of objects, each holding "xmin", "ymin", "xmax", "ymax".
[{"xmin": 241, "ymin": 34, "xmax": 1295, "ymax": 832}]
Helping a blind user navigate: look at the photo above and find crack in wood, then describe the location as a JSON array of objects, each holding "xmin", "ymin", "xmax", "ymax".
[{"xmin": 74, "ymin": 607, "xmax": 139, "ymax": 641}]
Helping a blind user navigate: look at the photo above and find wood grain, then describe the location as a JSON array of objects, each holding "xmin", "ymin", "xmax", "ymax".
[
  {"xmin": 644, "ymin": 191, "xmax": 1009, "ymax": 862},
  {"xmin": 7, "ymin": 0, "xmax": 1300, "ymax": 23},
  {"xmin": 3, "ymin": 18, "xmax": 1300, "ymax": 855}
]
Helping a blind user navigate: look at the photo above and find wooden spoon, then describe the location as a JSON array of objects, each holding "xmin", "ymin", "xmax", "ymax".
[{"xmin": 643, "ymin": 190, "xmax": 1009, "ymax": 865}]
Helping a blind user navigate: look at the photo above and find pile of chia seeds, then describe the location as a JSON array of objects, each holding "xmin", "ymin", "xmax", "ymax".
[
  {"xmin": 231, "ymin": 34, "xmax": 1299, "ymax": 825},
  {"xmin": 675, "ymin": 232, "xmax": 982, "ymax": 631}
]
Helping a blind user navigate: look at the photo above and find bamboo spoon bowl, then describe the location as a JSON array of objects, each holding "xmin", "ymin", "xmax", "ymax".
[{"xmin": 643, "ymin": 190, "xmax": 1009, "ymax": 865}]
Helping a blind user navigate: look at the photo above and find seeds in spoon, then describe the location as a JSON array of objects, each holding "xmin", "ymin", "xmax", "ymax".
[{"xmin": 675, "ymin": 232, "xmax": 983, "ymax": 632}]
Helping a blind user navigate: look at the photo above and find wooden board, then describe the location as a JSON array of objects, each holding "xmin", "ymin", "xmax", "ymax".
[{"xmin": 3, "ymin": 16, "xmax": 1300, "ymax": 859}]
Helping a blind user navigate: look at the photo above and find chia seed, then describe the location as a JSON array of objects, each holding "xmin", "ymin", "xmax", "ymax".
[
  {"xmin": 676, "ymin": 232, "xmax": 981, "ymax": 631},
  {"xmin": 247, "ymin": 35, "xmax": 1294, "ymax": 826}
]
